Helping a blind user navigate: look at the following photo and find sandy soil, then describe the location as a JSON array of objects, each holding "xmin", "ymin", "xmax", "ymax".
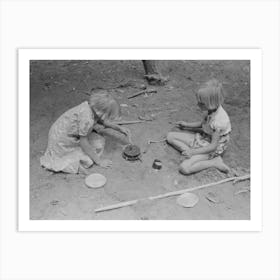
[{"xmin": 30, "ymin": 60, "xmax": 250, "ymax": 220}]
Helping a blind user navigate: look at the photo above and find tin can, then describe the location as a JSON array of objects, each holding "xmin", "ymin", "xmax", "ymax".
[{"xmin": 152, "ymin": 159, "xmax": 162, "ymax": 170}]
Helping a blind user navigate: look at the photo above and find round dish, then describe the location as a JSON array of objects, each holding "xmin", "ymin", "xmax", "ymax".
[
  {"xmin": 85, "ymin": 173, "xmax": 107, "ymax": 189},
  {"xmin": 176, "ymin": 192, "xmax": 199, "ymax": 208}
]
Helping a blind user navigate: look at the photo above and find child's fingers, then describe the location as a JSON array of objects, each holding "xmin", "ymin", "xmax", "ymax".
[
  {"xmin": 124, "ymin": 128, "xmax": 132, "ymax": 141},
  {"xmin": 126, "ymin": 128, "xmax": 132, "ymax": 136},
  {"xmin": 100, "ymin": 159, "xmax": 113, "ymax": 168}
]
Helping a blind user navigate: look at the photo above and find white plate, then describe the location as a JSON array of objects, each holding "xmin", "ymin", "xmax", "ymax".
[
  {"xmin": 176, "ymin": 192, "xmax": 199, "ymax": 208},
  {"xmin": 85, "ymin": 173, "xmax": 107, "ymax": 189}
]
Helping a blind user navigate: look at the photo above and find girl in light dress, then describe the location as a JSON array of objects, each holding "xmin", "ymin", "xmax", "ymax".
[
  {"xmin": 167, "ymin": 79, "xmax": 231, "ymax": 175},
  {"xmin": 40, "ymin": 91, "xmax": 131, "ymax": 174}
]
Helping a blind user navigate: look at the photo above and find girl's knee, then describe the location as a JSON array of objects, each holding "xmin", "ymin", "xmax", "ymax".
[
  {"xmin": 89, "ymin": 134, "xmax": 105, "ymax": 157},
  {"xmin": 167, "ymin": 132, "xmax": 176, "ymax": 144},
  {"xmin": 179, "ymin": 161, "xmax": 192, "ymax": 175}
]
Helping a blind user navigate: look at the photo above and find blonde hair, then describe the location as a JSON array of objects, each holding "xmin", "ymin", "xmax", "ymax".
[
  {"xmin": 196, "ymin": 79, "xmax": 225, "ymax": 110},
  {"xmin": 89, "ymin": 91, "xmax": 120, "ymax": 121}
]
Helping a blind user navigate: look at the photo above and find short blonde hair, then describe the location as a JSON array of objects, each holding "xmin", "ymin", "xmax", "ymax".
[
  {"xmin": 89, "ymin": 91, "xmax": 120, "ymax": 121},
  {"xmin": 196, "ymin": 79, "xmax": 225, "ymax": 110}
]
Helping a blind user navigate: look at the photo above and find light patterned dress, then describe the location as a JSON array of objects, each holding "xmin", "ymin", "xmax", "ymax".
[
  {"xmin": 40, "ymin": 101, "xmax": 95, "ymax": 173},
  {"xmin": 193, "ymin": 105, "xmax": 231, "ymax": 158}
]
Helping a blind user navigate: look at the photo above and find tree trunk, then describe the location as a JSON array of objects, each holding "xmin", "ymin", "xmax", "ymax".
[
  {"xmin": 143, "ymin": 60, "xmax": 159, "ymax": 75},
  {"xmin": 142, "ymin": 60, "xmax": 168, "ymax": 85}
]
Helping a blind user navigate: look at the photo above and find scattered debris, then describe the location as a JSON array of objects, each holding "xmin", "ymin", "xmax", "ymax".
[
  {"xmin": 77, "ymin": 90, "xmax": 91, "ymax": 96},
  {"xmin": 140, "ymin": 216, "xmax": 149, "ymax": 220},
  {"xmin": 177, "ymin": 193, "xmax": 199, "ymax": 208},
  {"xmin": 138, "ymin": 115, "xmax": 155, "ymax": 121},
  {"xmin": 205, "ymin": 192, "xmax": 222, "ymax": 204},
  {"xmin": 143, "ymin": 138, "xmax": 167, "ymax": 154},
  {"xmin": 235, "ymin": 187, "xmax": 250, "ymax": 195},
  {"xmin": 136, "ymin": 84, "xmax": 147, "ymax": 90},
  {"xmin": 50, "ymin": 200, "xmax": 60, "ymax": 206},
  {"xmin": 128, "ymin": 89, "xmax": 157, "ymax": 99}
]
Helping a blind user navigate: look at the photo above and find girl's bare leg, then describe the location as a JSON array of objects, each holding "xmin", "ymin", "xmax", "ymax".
[
  {"xmin": 180, "ymin": 155, "xmax": 230, "ymax": 175},
  {"xmin": 167, "ymin": 131, "xmax": 195, "ymax": 153},
  {"xmin": 88, "ymin": 132, "xmax": 105, "ymax": 157}
]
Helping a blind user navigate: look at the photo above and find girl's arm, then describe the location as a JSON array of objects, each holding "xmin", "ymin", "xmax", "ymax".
[
  {"xmin": 190, "ymin": 130, "xmax": 220, "ymax": 156},
  {"xmin": 176, "ymin": 120, "xmax": 202, "ymax": 130},
  {"xmin": 184, "ymin": 121, "xmax": 203, "ymax": 128},
  {"xmin": 101, "ymin": 119, "xmax": 122, "ymax": 132},
  {"xmin": 80, "ymin": 136, "xmax": 112, "ymax": 168},
  {"xmin": 100, "ymin": 119, "xmax": 132, "ymax": 141}
]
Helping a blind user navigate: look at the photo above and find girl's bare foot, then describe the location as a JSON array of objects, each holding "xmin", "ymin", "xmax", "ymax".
[
  {"xmin": 212, "ymin": 157, "xmax": 231, "ymax": 173},
  {"xmin": 78, "ymin": 165, "xmax": 90, "ymax": 175},
  {"xmin": 181, "ymin": 147, "xmax": 191, "ymax": 156}
]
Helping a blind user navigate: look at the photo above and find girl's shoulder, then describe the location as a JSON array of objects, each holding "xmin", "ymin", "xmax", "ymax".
[
  {"xmin": 209, "ymin": 106, "xmax": 231, "ymax": 133},
  {"xmin": 62, "ymin": 101, "xmax": 89, "ymax": 114},
  {"xmin": 61, "ymin": 101, "xmax": 94, "ymax": 123},
  {"xmin": 212, "ymin": 106, "xmax": 230, "ymax": 120},
  {"xmin": 67, "ymin": 101, "xmax": 92, "ymax": 116},
  {"xmin": 78, "ymin": 101, "xmax": 94, "ymax": 119}
]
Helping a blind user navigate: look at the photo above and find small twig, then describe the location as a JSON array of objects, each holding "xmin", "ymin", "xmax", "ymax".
[
  {"xmin": 77, "ymin": 90, "xmax": 91, "ymax": 96},
  {"xmin": 113, "ymin": 120, "xmax": 152, "ymax": 125},
  {"xmin": 143, "ymin": 138, "xmax": 167, "ymax": 154},
  {"xmin": 128, "ymin": 89, "xmax": 157, "ymax": 99},
  {"xmin": 149, "ymin": 138, "xmax": 166, "ymax": 144}
]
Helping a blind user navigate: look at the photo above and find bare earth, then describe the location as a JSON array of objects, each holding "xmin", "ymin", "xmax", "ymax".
[{"xmin": 30, "ymin": 60, "xmax": 250, "ymax": 220}]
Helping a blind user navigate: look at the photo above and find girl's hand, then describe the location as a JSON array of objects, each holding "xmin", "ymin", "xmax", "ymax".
[
  {"xmin": 120, "ymin": 127, "xmax": 132, "ymax": 142},
  {"xmin": 98, "ymin": 159, "xmax": 113, "ymax": 168},
  {"xmin": 175, "ymin": 121, "xmax": 188, "ymax": 129},
  {"xmin": 182, "ymin": 149, "xmax": 193, "ymax": 159}
]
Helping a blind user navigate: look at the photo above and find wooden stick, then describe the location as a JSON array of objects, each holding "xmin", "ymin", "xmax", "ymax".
[
  {"xmin": 149, "ymin": 174, "xmax": 250, "ymax": 200},
  {"xmin": 128, "ymin": 89, "xmax": 157, "ymax": 99},
  {"xmin": 149, "ymin": 138, "xmax": 167, "ymax": 144},
  {"xmin": 94, "ymin": 174, "xmax": 250, "ymax": 213},
  {"xmin": 95, "ymin": 200, "xmax": 138, "ymax": 213},
  {"xmin": 113, "ymin": 120, "xmax": 151, "ymax": 125}
]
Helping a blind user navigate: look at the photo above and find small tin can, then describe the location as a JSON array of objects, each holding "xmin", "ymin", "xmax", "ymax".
[{"xmin": 152, "ymin": 159, "xmax": 162, "ymax": 170}]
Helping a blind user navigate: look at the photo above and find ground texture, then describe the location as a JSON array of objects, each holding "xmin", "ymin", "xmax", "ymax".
[{"xmin": 30, "ymin": 60, "xmax": 250, "ymax": 220}]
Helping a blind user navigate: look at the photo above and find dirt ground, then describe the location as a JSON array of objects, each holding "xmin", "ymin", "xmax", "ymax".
[{"xmin": 30, "ymin": 60, "xmax": 250, "ymax": 220}]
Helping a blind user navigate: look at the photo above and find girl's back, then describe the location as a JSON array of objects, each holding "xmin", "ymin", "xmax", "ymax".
[{"xmin": 49, "ymin": 101, "xmax": 95, "ymax": 140}]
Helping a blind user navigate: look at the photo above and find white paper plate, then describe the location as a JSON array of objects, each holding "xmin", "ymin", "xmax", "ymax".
[
  {"xmin": 85, "ymin": 173, "xmax": 107, "ymax": 189},
  {"xmin": 176, "ymin": 192, "xmax": 199, "ymax": 208}
]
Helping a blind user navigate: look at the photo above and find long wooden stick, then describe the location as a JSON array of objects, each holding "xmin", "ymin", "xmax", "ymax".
[
  {"xmin": 113, "ymin": 120, "xmax": 151, "ymax": 125},
  {"xmin": 149, "ymin": 174, "xmax": 250, "ymax": 200},
  {"xmin": 94, "ymin": 174, "xmax": 250, "ymax": 213},
  {"xmin": 95, "ymin": 200, "xmax": 138, "ymax": 213}
]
